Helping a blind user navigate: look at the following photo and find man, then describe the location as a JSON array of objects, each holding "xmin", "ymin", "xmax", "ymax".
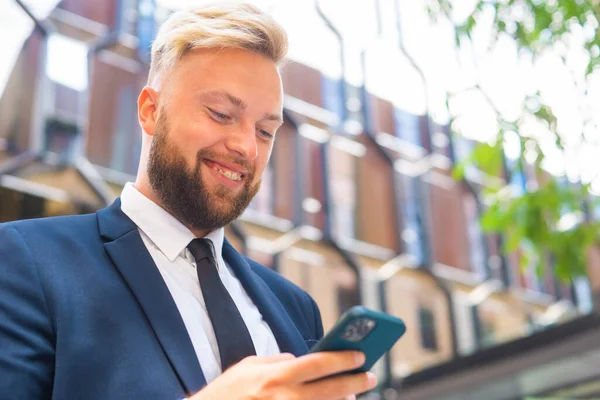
[{"xmin": 0, "ymin": 2, "xmax": 377, "ymax": 399}]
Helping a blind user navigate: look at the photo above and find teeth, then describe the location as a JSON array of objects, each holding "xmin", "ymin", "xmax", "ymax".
[{"xmin": 212, "ymin": 166, "xmax": 242, "ymax": 181}]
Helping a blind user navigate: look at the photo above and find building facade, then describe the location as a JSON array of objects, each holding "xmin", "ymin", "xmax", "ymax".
[{"xmin": 2, "ymin": 1, "xmax": 600, "ymax": 398}]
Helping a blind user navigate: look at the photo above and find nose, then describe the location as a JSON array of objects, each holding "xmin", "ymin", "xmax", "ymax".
[{"xmin": 224, "ymin": 123, "xmax": 258, "ymax": 160}]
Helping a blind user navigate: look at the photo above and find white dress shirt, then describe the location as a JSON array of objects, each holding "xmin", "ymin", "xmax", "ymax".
[{"xmin": 120, "ymin": 182, "xmax": 280, "ymax": 383}]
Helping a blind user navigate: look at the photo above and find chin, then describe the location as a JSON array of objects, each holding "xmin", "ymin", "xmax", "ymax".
[
  {"xmin": 209, "ymin": 200, "xmax": 235, "ymax": 213},
  {"xmin": 208, "ymin": 193, "xmax": 243, "ymax": 213}
]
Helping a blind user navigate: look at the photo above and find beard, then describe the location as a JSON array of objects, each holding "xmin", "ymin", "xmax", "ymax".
[{"xmin": 147, "ymin": 113, "xmax": 261, "ymax": 233}]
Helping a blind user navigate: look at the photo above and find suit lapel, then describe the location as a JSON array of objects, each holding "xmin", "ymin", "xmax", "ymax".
[
  {"xmin": 97, "ymin": 200, "xmax": 207, "ymax": 393},
  {"xmin": 222, "ymin": 241, "xmax": 308, "ymax": 357}
]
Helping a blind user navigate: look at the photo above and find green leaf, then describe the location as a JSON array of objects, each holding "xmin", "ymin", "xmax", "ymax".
[
  {"xmin": 452, "ymin": 161, "xmax": 466, "ymax": 180},
  {"xmin": 470, "ymin": 141, "xmax": 505, "ymax": 177},
  {"xmin": 585, "ymin": 56, "xmax": 600, "ymax": 75},
  {"xmin": 505, "ymin": 229, "xmax": 525, "ymax": 252},
  {"xmin": 480, "ymin": 204, "xmax": 502, "ymax": 231},
  {"xmin": 534, "ymin": 104, "xmax": 558, "ymax": 130}
]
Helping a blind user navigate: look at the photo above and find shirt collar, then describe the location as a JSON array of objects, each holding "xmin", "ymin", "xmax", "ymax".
[
  {"xmin": 120, "ymin": 182, "xmax": 225, "ymax": 263},
  {"xmin": 201, "ymin": 226, "xmax": 225, "ymax": 265}
]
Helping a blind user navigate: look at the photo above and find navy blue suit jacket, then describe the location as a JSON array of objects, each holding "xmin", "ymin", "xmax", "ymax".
[{"xmin": 0, "ymin": 199, "xmax": 324, "ymax": 399}]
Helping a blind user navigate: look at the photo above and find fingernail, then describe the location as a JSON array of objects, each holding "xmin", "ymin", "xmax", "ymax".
[
  {"xmin": 367, "ymin": 372, "xmax": 378, "ymax": 387},
  {"xmin": 354, "ymin": 352, "xmax": 366, "ymax": 365}
]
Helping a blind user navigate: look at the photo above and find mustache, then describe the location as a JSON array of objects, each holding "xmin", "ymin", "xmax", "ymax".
[{"xmin": 195, "ymin": 149, "xmax": 255, "ymax": 176}]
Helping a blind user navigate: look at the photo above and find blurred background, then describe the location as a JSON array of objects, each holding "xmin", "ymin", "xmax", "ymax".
[{"xmin": 1, "ymin": 0, "xmax": 600, "ymax": 398}]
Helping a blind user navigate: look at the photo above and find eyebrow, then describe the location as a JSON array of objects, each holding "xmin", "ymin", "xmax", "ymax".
[{"xmin": 199, "ymin": 90, "xmax": 283, "ymax": 124}]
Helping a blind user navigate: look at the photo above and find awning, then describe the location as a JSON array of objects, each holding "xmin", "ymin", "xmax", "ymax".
[{"xmin": 0, "ymin": 150, "xmax": 120, "ymax": 218}]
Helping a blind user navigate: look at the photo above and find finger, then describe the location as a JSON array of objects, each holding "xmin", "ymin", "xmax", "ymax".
[
  {"xmin": 244, "ymin": 353, "xmax": 296, "ymax": 364},
  {"xmin": 302, "ymin": 371, "xmax": 377, "ymax": 400},
  {"xmin": 283, "ymin": 351, "xmax": 365, "ymax": 383},
  {"xmin": 262, "ymin": 353, "xmax": 296, "ymax": 363}
]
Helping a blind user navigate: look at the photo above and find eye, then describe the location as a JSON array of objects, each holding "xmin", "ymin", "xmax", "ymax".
[
  {"xmin": 258, "ymin": 129, "xmax": 274, "ymax": 140},
  {"xmin": 207, "ymin": 107, "xmax": 231, "ymax": 121}
]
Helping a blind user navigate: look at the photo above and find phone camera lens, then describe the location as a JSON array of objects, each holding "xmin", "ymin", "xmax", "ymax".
[{"xmin": 341, "ymin": 318, "xmax": 376, "ymax": 342}]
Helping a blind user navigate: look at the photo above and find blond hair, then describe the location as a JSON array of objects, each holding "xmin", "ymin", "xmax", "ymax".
[{"xmin": 148, "ymin": 2, "xmax": 288, "ymax": 86}]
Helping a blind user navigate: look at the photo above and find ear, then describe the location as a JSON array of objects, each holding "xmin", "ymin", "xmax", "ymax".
[{"xmin": 138, "ymin": 86, "xmax": 159, "ymax": 137}]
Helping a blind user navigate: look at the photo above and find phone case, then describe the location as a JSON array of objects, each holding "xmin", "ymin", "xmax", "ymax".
[{"xmin": 309, "ymin": 306, "xmax": 407, "ymax": 373}]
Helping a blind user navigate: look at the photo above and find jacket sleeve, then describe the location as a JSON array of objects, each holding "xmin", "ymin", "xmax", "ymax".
[
  {"xmin": 308, "ymin": 295, "xmax": 324, "ymax": 340},
  {"xmin": 0, "ymin": 224, "xmax": 55, "ymax": 398}
]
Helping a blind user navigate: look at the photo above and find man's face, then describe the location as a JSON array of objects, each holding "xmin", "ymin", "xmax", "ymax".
[{"xmin": 147, "ymin": 48, "xmax": 283, "ymax": 232}]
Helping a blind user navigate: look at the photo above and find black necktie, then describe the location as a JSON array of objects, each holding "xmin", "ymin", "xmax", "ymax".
[{"xmin": 187, "ymin": 238, "xmax": 256, "ymax": 371}]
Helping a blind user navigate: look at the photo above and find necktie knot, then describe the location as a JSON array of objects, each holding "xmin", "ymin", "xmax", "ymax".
[{"xmin": 188, "ymin": 238, "xmax": 214, "ymax": 264}]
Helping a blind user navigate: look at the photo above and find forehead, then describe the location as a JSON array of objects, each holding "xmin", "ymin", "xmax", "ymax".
[{"xmin": 165, "ymin": 48, "xmax": 283, "ymax": 109}]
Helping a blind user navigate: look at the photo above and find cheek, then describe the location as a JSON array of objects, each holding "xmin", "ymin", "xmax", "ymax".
[{"xmin": 177, "ymin": 121, "xmax": 218, "ymax": 154}]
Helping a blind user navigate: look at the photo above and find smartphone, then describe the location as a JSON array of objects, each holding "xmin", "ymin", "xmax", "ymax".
[{"xmin": 309, "ymin": 306, "xmax": 406, "ymax": 373}]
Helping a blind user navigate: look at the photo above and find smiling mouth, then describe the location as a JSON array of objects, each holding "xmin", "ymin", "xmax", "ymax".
[
  {"xmin": 202, "ymin": 159, "xmax": 247, "ymax": 184},
  {"xmin": 211, "ymin": 164, "xmax": 243, "ymax": 181}
]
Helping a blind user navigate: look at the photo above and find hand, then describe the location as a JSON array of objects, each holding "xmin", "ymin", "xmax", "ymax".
[{"xmin": 189, "ymin": 351, "xmax": 377, "ymax": 400}]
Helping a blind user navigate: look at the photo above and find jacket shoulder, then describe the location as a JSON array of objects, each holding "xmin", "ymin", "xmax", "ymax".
[
  {"xmin": 1, "ymin": 213, "xmax": 99, "ymax": 242},
  {"xmin": 2, "ymin": 213, "xmax": 96, "ymax": 228}
]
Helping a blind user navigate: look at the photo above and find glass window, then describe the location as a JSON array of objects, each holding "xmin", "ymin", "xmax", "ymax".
[
  {"xmin": 394, "ymin": 108, "xmax": 422, "ymax": 146},
  {"xmin": 137, "ymin": 0, "xmax": 159, "ymax": 64},
  {"xmin": 0, "ymin": 188, "xmax": 20, "ymax": 222},
  {"xmin": 463, "ymin": 193, "xmax": 487, "ymax": 279},
  {"xmin": 453, "ymin": 293, "xmax": 477, "ymax": 356},
  {"xmin": 44, "ymin": 33, "xmax": 89, "ymax": 162},
  {"xmin": 300, "ymin": 136, "xmax": 327, "ymax": 231},
  {"xmin": 396, "ymin": 173, "xmax": 425, "ymax": 265},
  {"xmin": 44, "ymin": 115, "xmax": 79, "ymax": 163},
  {"xmin": 46, "ymin": 34, "xmax": 88, "ymax": 92},
  {"xmin": 479, "ymin": 314, "xmax": 497, "ymax": 347},
  {"xmin": 19, "ymin": 193, "xmax": 46, "ymax": 220},
  {"xmin": 574, "ymin": 277, "xmax": 594, "ymax": 314},
  {"xmin": 320, "ymin": 74, "xmax": 364, "ymax": 133},
  {"xmin": 328, "ymin": 146, "xmax": 356, "ymax": 239},
  {"xmin": 110, "ymin": 84, "xmax": 138, "ymax": 174},
  {"xmin": 418, "ymin": 306, "xmax": 438, "ymax": 351},
  {"xmin": 321, "ymin": 76, "xmax": 345, "ymax": 121}
]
